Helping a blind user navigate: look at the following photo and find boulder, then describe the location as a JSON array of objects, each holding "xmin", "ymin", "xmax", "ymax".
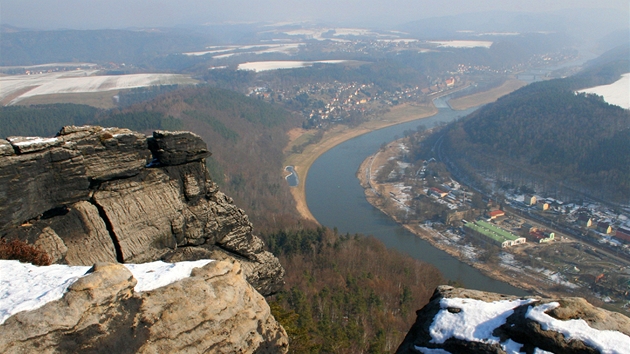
[
  {"xmin": 148, "ymin": 130, "xmax": 211, "ymax": 166},
  {"xmin": 397, "ymin": 285, "xmax": 630, "ymax": 354},
  {"xmin": 0, "ymin": 260, "xmax": 288, "ymax": 353}
]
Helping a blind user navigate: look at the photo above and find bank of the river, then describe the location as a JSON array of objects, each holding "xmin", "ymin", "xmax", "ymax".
[
  {"xmin": 448, "ymin": 79, "xmax": 527, "ymax": 110},
  {"xmin": 284, "ymin": 102, "xmax": 438, "ymax": 222}
]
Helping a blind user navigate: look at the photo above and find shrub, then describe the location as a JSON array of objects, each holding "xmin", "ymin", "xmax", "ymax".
[{"xmin": 0, "ymin": 239, "xmax": 52, "ymax": 266}]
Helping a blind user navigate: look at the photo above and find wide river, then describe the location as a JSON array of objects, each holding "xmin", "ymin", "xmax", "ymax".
[{"xmin": 305, "ymin": 95, "xmax": 528, "ymax": 295}]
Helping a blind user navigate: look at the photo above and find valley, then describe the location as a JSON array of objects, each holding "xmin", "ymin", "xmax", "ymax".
[{"xmin": 1, "ymin": 13, "xmax": 629, "ymax": 352}]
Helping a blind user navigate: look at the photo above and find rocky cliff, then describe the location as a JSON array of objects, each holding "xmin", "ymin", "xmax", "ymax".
[
  {"xmin": 0, "ymin": 125, "xmax": 283, "ymax": 296},
  {"xmin": 397, "ymin": 286, "xmax": 630, "ymax": 354},
  {"xmin": 0, "ymin": 260, "xmax": 288, "ymax": 353}
]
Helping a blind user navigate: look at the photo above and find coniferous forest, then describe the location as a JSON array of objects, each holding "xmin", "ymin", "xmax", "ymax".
[{"xmin": 440, "ymin": 61, "xmax": 630, "ymax": 203}]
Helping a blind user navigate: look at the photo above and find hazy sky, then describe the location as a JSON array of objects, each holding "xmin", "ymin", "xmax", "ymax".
[{"xmin": 2, "ymin": 0, "xmax": 629, "ymax": 30}]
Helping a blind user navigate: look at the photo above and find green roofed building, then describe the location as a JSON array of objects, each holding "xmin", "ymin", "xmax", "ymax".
[{"xmin": 464, "ymin": 220, "xmax": 526, "ymax": 248}]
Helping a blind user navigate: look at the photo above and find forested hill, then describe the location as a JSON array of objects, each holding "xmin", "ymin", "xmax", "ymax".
[
  {"xmin": 0, "ymin": 87, "xmax": 303, "ymax": 230},
  {"xmin": 442, "ymin": 59, "xmax": 630, "ymax": 203},
  {"xmin": 0, "ymin": 29, "xmax": 210, "ymax": 66}
]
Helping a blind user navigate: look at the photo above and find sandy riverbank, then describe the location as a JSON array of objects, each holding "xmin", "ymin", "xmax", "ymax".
[
  {"xmin": 448, "ymin": 79, "xmax": 527, "ymax": 110},
  {"xmin": 283, "ymin": 103, "xmax": 438, "ymax": 221}
]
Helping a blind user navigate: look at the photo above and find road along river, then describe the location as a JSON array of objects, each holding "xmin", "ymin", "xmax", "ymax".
[{"xmin": 305, "ymin": 96, "xmax": 528, "ymax": 295}]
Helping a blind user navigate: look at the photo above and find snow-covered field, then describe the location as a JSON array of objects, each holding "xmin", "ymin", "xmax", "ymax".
[
  {"xmin": 183, "ymin": 43, "xmax": 302, "ymax": 58},
  {"xmin": 429, "ymin": 40, "xmax": 493, "ymax": 48},
  {"xmin": 237, "ymin": 60, "xmax": 350, "ymax": 72},
  {"xmin": 577, "ymin": 73, "xmax": 630, "ymax": 109},
  {"xmin": 0, "ymin": 70, "xmax": 198, "ymax": 105},
  {"xmin": 0, "ymin": 259, "xmax": 213, "ymax": 324}
]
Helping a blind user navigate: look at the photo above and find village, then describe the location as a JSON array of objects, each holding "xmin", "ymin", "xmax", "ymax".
[
  {"xmin": 359, "ymin": 138, "xmax": 630, "ymax": 313},
  {"xmin": 248, "ymin": 74, "xmax": 465, "ymax": 129}
]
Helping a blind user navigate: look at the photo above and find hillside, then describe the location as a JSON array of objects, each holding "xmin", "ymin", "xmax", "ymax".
[{"xmin": 440, "ymin": 60, "xmax": 630, "ymax": 203}]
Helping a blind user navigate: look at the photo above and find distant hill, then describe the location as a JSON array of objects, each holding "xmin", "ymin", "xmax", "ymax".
[
  {"xmin": 398, "ymin": 8, "xmax": 628, "ymax": 50},
  {"xmin": 440, "ymin": 58, "xmax": 630, "ymax": 203},
  {"xmin": 0, "ymin": 29, "xmax": 211, "ymax": 67}
]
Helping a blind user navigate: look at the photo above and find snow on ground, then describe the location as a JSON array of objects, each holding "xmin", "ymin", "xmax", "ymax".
[
  {"xmin": 527, "ymin": 302, "xmax": 630, "ymax": 353},
  {"xmin": 577, "ymin": 73, "xmax": 630, "ymax": 109},
  {"xmin": 428, "ymin": 297, "xmax": 534, "ymax": 345},
  {"xmin": 237, "ymin": 60, "xmax": 349, "ymax": 72},
  {"xmin": 182, "ymin": 47, "xmax": 238, "ymax": 56},
  {"xmin": 0, "ymin": 259, "xmax": 213, "ymax": 324},
  {"xmin": 429, "ymin": 40, "xmax": 493, "ymax": 48},
  {"xmin": 8, "ymin": 136, "xmax": 59, "ymax": 147},
  {"xmin": 479, "ymin": 32, "xmax": 520, "ymax": 36},
  {"xmin": 1, "ymin": 71, "xmax": 198, "ymax": 105},
  {"xmin": 420, "ymin": 297, "xmax": 630, "ymax": 353},
  {"xmin": 377, "ymin": 39, "xmax": 419, "ymax": 43}
]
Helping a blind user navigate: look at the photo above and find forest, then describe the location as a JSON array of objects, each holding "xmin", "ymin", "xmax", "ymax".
[
  {"xmin": 263, "ymin": 227, "xmax": 444, "ymax": 354},
  {"xmin": 438, "ymin": 60, "xmax": 630, "ymax": 203}
]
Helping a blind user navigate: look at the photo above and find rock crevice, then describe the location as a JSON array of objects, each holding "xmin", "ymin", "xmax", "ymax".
[{"xmin": 90, "ymin": 197, "xmax": 124, "ymax": 263}]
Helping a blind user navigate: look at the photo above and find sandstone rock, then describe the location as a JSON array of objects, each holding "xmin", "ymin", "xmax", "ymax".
[
  {"xmin": 34, "ymin": 227, "xmax": 67, "ymax": 263},
  {"xmin": 148, "ymin": 130, "xmax": 211, "ymax": 166},
  {"xmin": 0, "ymin": 139, "xmax": 14, "ymax": 156},
  {"xmin": 1, "ymin": 126, "xmax": 284, "ymax": 296},
  {"xmin": 0, "ymin": 260, "xmax": 288, "ymax": 354},
  {"xmin": 396, "ymin": 286, "xmax": 630, "ymax": 354}
]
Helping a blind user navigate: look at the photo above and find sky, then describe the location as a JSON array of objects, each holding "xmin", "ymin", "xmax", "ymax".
[{"xmin": 1, "ymin": 0, "xmax": 629, "ymax": 30}]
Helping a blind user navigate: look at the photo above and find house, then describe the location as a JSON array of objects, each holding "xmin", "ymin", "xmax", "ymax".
[
  {"xmin": 615, "ymin": 227, "xmax": 630, "ymax": 243},
  {"xmin": 429, "ymin": 187, "xmax": 448, "ymax": 198},
  {"xmin": 445, "ymin": 77, "xmax": 455, "ymax": 86},
  {"xmin": 577, "ymin": 214, "xmax": 593, "ymax": 228},
  {"xmin": 488, "ymin": 210, "xmax": 505, "ymax": 219},
  {"xmin": 464, "ymin": 220, "xmax": 526, "ymax": 248},
  {"xmin": 537, "ymin": 200, "xmax": 549, "ymax": 211},
  {"xmin": 529, "ymin": 228, "xmax": 555, "ymax": 243},
  {"xmin": 597, "ymin": 221, "xmax": 612, "ymax": 234},
  {"xmin": 524, "ymin": 194, "xmax": 536, "ymax": 206}
]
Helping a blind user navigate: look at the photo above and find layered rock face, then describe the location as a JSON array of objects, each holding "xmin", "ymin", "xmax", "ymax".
[
  {"xmin": 0, "ymin": 126, "xmax": 283, "ymax": 295},
  {"xmin": 0, "ymin": 260, "xmax": 288, "ymax": 353},
  {"xmin": 397, "ymin": 286, "xmax": 630, "ymax": 354}
]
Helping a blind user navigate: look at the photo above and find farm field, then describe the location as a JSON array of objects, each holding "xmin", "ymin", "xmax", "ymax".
[
  {"xmin": 237, "ymin": 60, "xmax": 353, "ymax": 72},
  {"xmin": 0, "ymin": 70, "xmax": 198, "ymax": 106},
  {"xmin": 428, "ymin": 40, "xmax": 493, "ymax": 48}
]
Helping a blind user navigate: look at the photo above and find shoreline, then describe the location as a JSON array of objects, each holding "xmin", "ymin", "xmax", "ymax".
[{"xmin": 283, "ymin": 102, "xmax": 439, "ymax": 222}]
